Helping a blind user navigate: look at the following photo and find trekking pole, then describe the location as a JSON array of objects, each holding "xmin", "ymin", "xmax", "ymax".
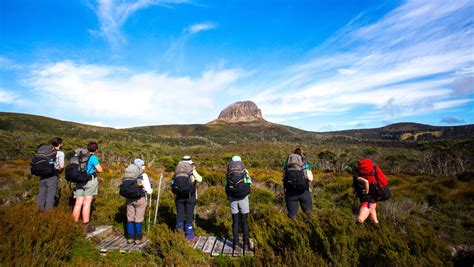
[
  {"xmin": 147, "ymin": 186, "xmax": 153, "ymax": 234},
  {"xmin": 154, "ymin": 173, "xmax": 163, "ymax": 225},
  {"xmin": 193, "ymin": 186, "xmax": 198, "ymax": 222}
]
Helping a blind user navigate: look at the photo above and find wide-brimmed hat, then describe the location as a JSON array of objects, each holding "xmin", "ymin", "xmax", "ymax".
[{"xmin": 182, "ymin": 155, "xmax": 193, "ymax": 164}]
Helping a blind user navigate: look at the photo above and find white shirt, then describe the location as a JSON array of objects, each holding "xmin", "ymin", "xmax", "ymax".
[
  {"xmin": 55, "ymin": 151, "xmax": 65, "ymax": 170},
  {"xmin": 141, "ymin": 173, "xmax": 153, "ymax": 194},
  {"xmin": 192, "ymin": 169, "xmax": 203, "ymax": 183}
]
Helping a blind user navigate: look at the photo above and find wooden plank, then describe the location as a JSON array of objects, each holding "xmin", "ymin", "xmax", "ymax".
[
  {"xmin": 97, "ymin": 234, "xmax": 118, "ymax": 248},
  {"xmin": 98, "ymin": 235, "xmax": 122, "ymax": 250},
  {"xmin": 189, "ymin": 236, "xmax": 199, "ymax": 248},
  {"xmin": 193, "ymin": 236, "xmax": 207, "ymax": 250},
  {"xmin": 202, "ymin": 236, "xmax": 216, "ymax": 254},
  {"xmin": 211, "ymin": 238, "xmax": 225, "ymax": 257},
  {"xmin": 233, "ymin": 238, "xmax": 243, "ymax": 257},
  {"xmin": 222, "ymin": 238, "xmax": 234, "ymax": 256},
  {"xmin": 244, "ymin": 239, "xmax": 255, "ymax": 256},
  {"xmin": 120, "ymin": 240, "xmax": 137, "ymax": 253},
  {"xmin": 105, "ymin": 236, "xmax": 126, "ymax": 250},
  {"xmin": 86, "ymin": 225, "xmax": 113, "ymax": 239}
]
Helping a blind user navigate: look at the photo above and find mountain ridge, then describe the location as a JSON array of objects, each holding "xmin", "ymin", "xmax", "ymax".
[{"xmin": 1, "ymin": 112, "xmax": 473, "ymax": 143}]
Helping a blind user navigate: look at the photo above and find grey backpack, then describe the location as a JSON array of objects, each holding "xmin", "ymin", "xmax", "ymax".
[
  {"xmin": 287, "ymin": 153, "xmax": 305, "ymax": 171},
  {"xmin": 119, "ymin": 164, "xmax": 145, "ymax": 199},
  {"xmin": 171, "ymin": 162, "xmax": 194, "ymax": 195},
  {"xmin": 124, "ymin": 164, "xmax": 143, "ymax": 179}
]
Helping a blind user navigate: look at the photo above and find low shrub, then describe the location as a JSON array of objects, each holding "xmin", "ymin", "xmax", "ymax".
[{"xmin": 0, "ymin": 204, "xmax": 82, "ymax": 265}]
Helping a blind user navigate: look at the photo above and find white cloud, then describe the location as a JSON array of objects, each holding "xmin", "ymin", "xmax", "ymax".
[
  {"xmin": 253, "ymin": 0, "xmax": 474, "ymax": 122},
  {"xmin": 337, "ymin": 68, "xmax": 357, "ymax": 75},
  {"xmin": 186, "ymin": 22, "xmax": 216, "ymax": 35},
  {"xmin": 0, "ymin": 88, "xmax": 17, "ymax": 104},
  {"xmin": 0, "ymin": 56, "xmax": 22, "ymax": 70},
  {"xmin": 91, "ymin": 0, "xmax": 188, "ymax": 48},
  {"xmin": 82, "ymin": 121, "xmax": 107, "ymax": 127},
  {"xmin": 26, "ymin": 60, "xmax": 241, "ymax": 127}
]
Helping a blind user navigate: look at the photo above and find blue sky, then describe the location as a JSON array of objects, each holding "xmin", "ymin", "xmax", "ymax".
[{"xmin": 0, "ymin": 0, "xmax": 473, "ymax": 131}]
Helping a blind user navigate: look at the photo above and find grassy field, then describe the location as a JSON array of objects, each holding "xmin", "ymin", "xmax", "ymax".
[
  {"xmin": 0, "ymin": 113, "xmax": 472, "ymax": 265},
  {"xmin": 0, "ymin": 157, "xmax": 472, "ymax": 266}
]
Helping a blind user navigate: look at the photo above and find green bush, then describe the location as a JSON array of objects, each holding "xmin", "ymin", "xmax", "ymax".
[
  {"xmin": 0, "ymin": 204, "xmax": 82, "ymax": 265},
  {"xmin": 147, "ymin": 223, "xmax": 207, "ymax": 265}
]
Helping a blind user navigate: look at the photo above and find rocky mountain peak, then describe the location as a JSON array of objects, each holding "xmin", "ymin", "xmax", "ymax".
[{"xmin": 210, "ymin": 101, "xmax": 264, "ymax": 123}]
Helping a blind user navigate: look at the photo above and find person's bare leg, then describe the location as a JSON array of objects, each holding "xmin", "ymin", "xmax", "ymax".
[
  {"xmin": 72, "ymin": 197, "xmax": 84, "ymax": 222},
  {"xmin": 357, "ymin": 206, "xmax": 370, "ymax": 223},
  {"xmin": 82, "ymin": 196, "xmax": 93, "ymax": 223},
  {"xmin": 368, "ymin": 204, "xmax": 379, "ymax": 224}
]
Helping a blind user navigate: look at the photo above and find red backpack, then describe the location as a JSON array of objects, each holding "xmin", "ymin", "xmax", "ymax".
[{"xmin": 358, "ymin": 159, "xmax": 391, "ymax": 201}]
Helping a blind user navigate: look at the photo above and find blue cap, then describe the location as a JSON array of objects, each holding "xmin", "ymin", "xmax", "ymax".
[
  {"xmin": 232, "ymin": 155, "xmax": 241, "ymax": 161},
  {"xmin": 134, "ymin": 158, "xmax": 145, "ymax": 167}
]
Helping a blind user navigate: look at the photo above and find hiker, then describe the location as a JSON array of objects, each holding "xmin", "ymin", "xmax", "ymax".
[
  {"xmin": 171, "ymin": 156, "xmax": 202, "ymax": 241},
  {"xmin": 225, "ymin": 155, "xmax": 252, "ymax": 250},
  {"xmin": 119, "ymin": 158, "xmax": 153, "ymax": 244},
  {"xmin": 71, "ymin": 141, "xmax": 103, "ymax": 233},
  {"xmin": 283, "ymin": 147, "xmax": 313, "ymax": 219},
  {"xmin": 355, "ymin": 159, "xmax": 390, "ymax": 224},
  {"xmin": 35, "ymin": 137, "xmax": 64, "ymax": 211}
]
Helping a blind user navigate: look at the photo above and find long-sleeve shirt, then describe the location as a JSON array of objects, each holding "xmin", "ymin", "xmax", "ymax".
[
  {"xmin": 191, "ymin": 169, "xmax": 202, "ymax": 183},
  {"xmin": 141, "ymin": 173, "xmax": 153, "ymax": 194},
  {"xmin": 55, "ymin": 151, "xmax": 65, "ymax": 170}
]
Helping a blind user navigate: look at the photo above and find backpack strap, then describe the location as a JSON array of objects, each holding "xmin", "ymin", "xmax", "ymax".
[{"xmin": 373, "ymin": 165, "xmax": 382, "ymax": 186}]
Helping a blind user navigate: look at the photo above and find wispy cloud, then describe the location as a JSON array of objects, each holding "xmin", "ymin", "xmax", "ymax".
[
  {"xmin": 90, "ymin": 0, "xmax": 188, "ymax": 48},
  {"xmin": 252, "ymin": 0, "xmax": 474, "ymax": 126},
  {"xmin": 440, "ymin": 117, "xmax": 465, "ymax": 124},
  {"xmin": 186, "ymin": 22, "xmax": 216, "ymax": 34},
  {"xmin": 25, "ymin": 60, "xmax": 240, "ymax": 127},
  {"xmin": 0, "ymin": 88, "xmax": 17, "ymax": 104},
  {"xmin": 164, "ymin": 22, "xmax": 217, "ymax": 65},
  {"xmin": 0, "ymin": 56, "xmax": 23, "ymax": 70}
]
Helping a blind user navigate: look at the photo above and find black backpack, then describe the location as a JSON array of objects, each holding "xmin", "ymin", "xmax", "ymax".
[
  {"xmin": 283, "ymin": 154, "xmax": 309, "ymax": 192},
  {"xmin": 119, "ymin": 164, "xmax": 145, "ymax": 199},
  {"xmin": 30, "ymin": 145, "xmax": 57, "ymax": 178},
  {"xmin": 171, "ymin": 162, "xmax": 194, "ymax": 196},
  {"xmin": 225, "ymin": 161, "xmax": 250, "ymax": 198},
  {"xmin": 65, "ymin": 149, "xmax": 93, "ymax": 183}
]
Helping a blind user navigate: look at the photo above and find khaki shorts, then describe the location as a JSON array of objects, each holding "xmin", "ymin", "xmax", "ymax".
[
  {"xmin": 74, "ymin": 177, "xmax": 99, "ymax": 197},
  {"xmin": 126, "ymin": 197, "xmax": 147, "ymax": 222}
]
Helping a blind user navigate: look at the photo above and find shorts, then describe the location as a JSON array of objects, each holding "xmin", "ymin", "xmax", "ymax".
[
  {"xmin": 126, "ymin": 196, "xmax": 147, "ymax": 222},
  {"xmin": 74, "ymin": 177, "xmax": 98, "ymax": 197},
  {"xmin": 229, "ymin": 195, "xmax": 250, "ymax": 215},
  {"xmin": 360, "ymin": 202, "xmax": 377, "ymax": 209}
]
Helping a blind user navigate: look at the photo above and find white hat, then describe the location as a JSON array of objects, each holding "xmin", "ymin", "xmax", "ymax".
[
  {"xmin": 232, "ymin": 155, "xmax": 242, "ymax": 161},
  {"xmin": 134, "ymin": 158, "xmax": 145, "ymax": 167},
  {"xmin": 182, "ymin": 155, "xmax": 193, "ymax": 164}
]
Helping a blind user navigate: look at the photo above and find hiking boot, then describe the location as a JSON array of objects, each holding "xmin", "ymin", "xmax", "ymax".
[
  {"xmin": 135, "ymin": 236, "xmax": 146, "ymax": 245},
  {"xmin": 84, "ymin": 223, "xmax": 95, "ymax": 234},
  {"xmin": 232, "ymin": 239, "xmax": 240, "ymax": 250},
  {"xmin": 185, "ymin": 223, "xmax": 195, "ymax": 241}
]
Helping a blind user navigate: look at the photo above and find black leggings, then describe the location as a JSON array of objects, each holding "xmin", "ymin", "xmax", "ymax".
[
  {"xmin": 285, "ymin": 189, "xmax": 313, "ymax": 218},
  {"xmin": 232, "ymin": 213, "xmax": 249, "ymax": 244}
]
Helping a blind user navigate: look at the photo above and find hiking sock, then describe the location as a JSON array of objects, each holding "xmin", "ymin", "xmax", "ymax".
[
  {"xmin": 127, "ymin": 222, "xmax": 135, "ymax": 239},
  {"xmin": 135, "ymin": 222, "xmax": 143, "ymax": 238},
  {"xmin": 185, "ymin": 223, "xmax": 195, "ymax": 240},
  {"xmin": 232, "ymin": 213, "xmax": 240, "ymax": 248}
]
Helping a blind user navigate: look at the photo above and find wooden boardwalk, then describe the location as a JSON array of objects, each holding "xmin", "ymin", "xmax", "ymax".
[
  {"xmin": 86, "ymin": 225, "xmax": 148, "ymax": 253},
  {"xmin": 87, "ymin": 227, "xmax": 255, "ymax": 256},
  {"xmin": 190, "ymin": 236, "xmax": 255, "ymax": 257}
]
